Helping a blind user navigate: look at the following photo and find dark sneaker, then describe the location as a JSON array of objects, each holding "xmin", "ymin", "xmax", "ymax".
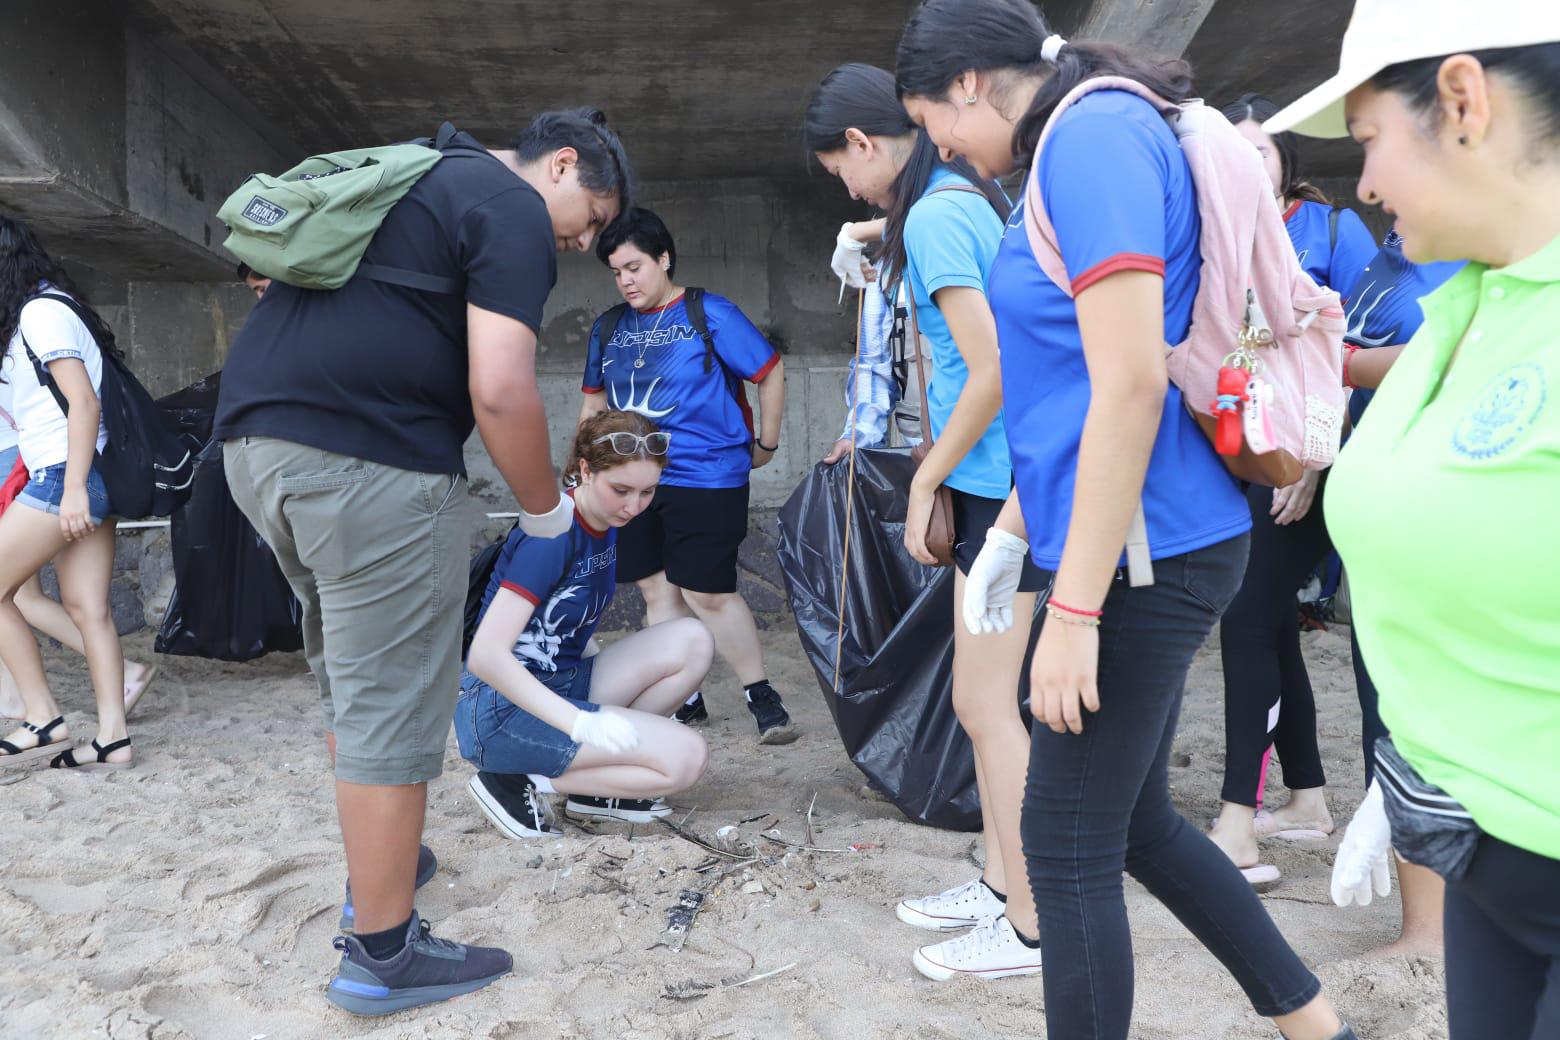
[
  {"xmin": 565, "ymin": 795, "xmax": 673, "ymax": 824},
  {"xmin": 326, "ymin": 911, "xmax": 511, "ymax": 1016},
  {"xmin": 467, "ymin": 772, "xmax": 558, "ymax": 841},
  {"xmin": 340, "ymin": 844, "xmax": 438, "ymax": 932},
  {"xmin": 674, "ymin": 691, "xmax": 709, "ymax": 725},
  {"xmin": 746, "ymin": 683, "xmax": 797, "ymax": 745}
]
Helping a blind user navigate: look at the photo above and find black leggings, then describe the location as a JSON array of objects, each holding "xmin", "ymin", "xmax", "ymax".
[
  {"xmin": 1023, "ymin": 537, "xmax": 1320, "ymax": 1038},
  {"xmin": 1445, "ymin": 835, "xmax": 1560, "ymax": 1039},
  {"xmin": 1349, "ymin": 626, "xmax": 1390, "ymax": 787},
  {"xmin": 1219, "ymin": 481, "xmax": 1332, "ymax": 807}
]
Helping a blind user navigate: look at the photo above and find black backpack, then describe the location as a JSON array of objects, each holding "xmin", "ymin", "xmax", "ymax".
[
  {"xmin": 462, "ymin": 522, "xmax": 516, "ymax": 658},
  {"xmin": 19, "ymin": 292, "xmax": 195, "ymax": 520}
]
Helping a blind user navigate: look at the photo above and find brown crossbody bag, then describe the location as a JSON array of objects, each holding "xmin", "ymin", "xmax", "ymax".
[{"xmin": 906, "ymin": 290, "xmax": 956, "ymax": 568}]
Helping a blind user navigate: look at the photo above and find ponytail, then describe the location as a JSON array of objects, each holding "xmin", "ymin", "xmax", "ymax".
[{"xmin": 895, "ymin": 0, "xmax": 1194, "ymax": 170}]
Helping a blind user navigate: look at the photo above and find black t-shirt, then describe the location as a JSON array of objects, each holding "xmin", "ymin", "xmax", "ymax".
[{"xmin": 214, "ymin": 130, "xmax": 557, "ymax": 475}]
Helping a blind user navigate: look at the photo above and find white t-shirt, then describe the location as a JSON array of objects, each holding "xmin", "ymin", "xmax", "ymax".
[
  {"xmin": 0, "ymin": 375, "xmax": 17, "ymax": 455},
  {"xmin": 2, "ymin": 288, "xmax": 108, "ymax": 471}
]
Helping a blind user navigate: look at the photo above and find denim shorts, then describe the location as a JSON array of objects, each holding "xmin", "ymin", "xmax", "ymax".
[
  {"xmin": 453, "ymin": 658, "xmax": 599, "ymax": 779},
  {"xmin": 15, "ymin": 462, "xmax": 113, "ymax": 524}
]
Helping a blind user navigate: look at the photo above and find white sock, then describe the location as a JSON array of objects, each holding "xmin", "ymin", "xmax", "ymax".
[
  {"xmin": 684, "ymin": 691, "xmax": 702, "ymax": 707},
  {"xmin": 528, "ymin": 774, "xmax": 556, "ymax": 794}
]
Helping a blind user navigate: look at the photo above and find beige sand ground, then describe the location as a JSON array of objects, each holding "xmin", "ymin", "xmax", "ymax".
[{"xmin": 0, "ymin": 623, "xmax": 1447, "ymax": 1040}]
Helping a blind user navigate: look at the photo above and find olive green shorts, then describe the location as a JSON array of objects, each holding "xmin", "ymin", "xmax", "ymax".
[{"xmin": 224, "ymin": 437, "xmax": 467, "ymax": 786}]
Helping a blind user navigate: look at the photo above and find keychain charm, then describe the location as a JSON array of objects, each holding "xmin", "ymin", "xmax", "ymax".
[{"xmin": 1212, "ymin": 365, "xmax": 1252, "ymax": 457}]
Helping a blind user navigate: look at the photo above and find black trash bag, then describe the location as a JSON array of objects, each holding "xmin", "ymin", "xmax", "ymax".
[
  {"xmin": 777, "ymin": 447, "xmax": 1011, "ymax": 831},
  {"xmin": 155, "ymin": 374, "xmax": 304, "ymax": 661}
]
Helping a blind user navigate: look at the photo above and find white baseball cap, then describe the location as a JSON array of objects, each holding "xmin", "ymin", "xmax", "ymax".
[{"xmin": 1265, "ymin": 0, "xmax": 1560, "ymax": 138}]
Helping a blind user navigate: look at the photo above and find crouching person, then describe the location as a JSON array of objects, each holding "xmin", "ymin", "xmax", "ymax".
[{"xmin": 460, "ymin": 411, "xmax": 713, "ymax": 840}]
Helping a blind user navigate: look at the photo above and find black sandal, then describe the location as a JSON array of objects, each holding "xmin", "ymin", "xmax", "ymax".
[
  {"xmin": 0, "ymin": 716, "xmax": 67, "ymax": 768},
  {"xmin": 49, "ymin": 736, "xmax": 133, "ymax": 771}
]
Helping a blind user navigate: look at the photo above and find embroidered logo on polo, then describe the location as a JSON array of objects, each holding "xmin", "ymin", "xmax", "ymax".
[{"xmin": 1452, "ymin": 363, "xmax": 1547, "ymax": 461}]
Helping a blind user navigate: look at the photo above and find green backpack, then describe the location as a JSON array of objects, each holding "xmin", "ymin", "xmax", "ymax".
[{"xmin": 217, "ymin": 122, "xmax": 463, "ymax": 293}]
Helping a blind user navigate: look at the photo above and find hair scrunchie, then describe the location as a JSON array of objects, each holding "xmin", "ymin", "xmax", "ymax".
[{"xmin": 1040, "ymin": 34, "xmax": 1068, "ymax": 65}]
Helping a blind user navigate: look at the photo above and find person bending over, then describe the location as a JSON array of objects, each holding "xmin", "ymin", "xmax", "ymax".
[{"xmin": 459, "ymin": 410, "xmax": 712, "ymax": 841}]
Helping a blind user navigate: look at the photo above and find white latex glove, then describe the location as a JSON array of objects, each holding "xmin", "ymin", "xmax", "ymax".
[
  {"xmin": 570, "ymin": 707, "xmax": 640, "ymax": 754},
  {"xmin": 518, "ymin": 493, "xmax": 575, "ymax": 538},
  {"xmin": 831, "ymin": 223, "xmax": 870, "ymax": 292},
  {"xmin": 962, "ymin": 527, "xmax": 1030, "ymax": 636},
  {"xmin": 1331, "ymin": 782, "xmax": 1394, "ymax": 907}
]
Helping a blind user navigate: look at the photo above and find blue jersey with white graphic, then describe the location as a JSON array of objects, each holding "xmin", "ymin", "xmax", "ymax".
[
  {"xmin": 1283, "ymin": 200, "xmax": 1376, "ymax": 298},
  {"xmin": 986, "ymin": 89, "xmax": 1249, "ymax": 570},
  {"xmin": 901, "ymin": 166, "xmax": 1016, "ymax": 499},
  {"xmin": 473, "ymin": 508, "xmax": 617, "ymax": 675},
  {"xmin": 583, "ymin": 292, "xmax": 779, "ymax": 489},
  {"xmin": 1345, "ymin": 229, "xmax": 1465, "ymax": 422}
]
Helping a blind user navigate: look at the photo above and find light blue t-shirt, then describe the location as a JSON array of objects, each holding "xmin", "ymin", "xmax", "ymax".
[{"xmin": 901, "ymin": 166, "xmax": 1014, "ymax": 500}]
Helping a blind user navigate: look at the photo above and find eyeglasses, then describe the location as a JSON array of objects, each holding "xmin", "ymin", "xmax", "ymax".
[{"xmin": 593, "ymin": 431, "xmax": 671, "ymax": 456}]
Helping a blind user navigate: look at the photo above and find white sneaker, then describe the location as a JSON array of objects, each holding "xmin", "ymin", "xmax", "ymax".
[
  {"xmin": 912, "ymin": 915, "xmax": 1044, "ymax": 982},
  {"xmin": 895, "ymin": 877, "xmax": 1006, "ymax": 932}
]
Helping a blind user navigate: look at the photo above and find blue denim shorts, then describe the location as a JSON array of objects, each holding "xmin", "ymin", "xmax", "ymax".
[
  {"xmin": 15, "ymin": 463, "xmax": 113, "ymax": 524},
  {"xmin": 453, "ymin": 658, "xmax": 599, "ymax": 779}
]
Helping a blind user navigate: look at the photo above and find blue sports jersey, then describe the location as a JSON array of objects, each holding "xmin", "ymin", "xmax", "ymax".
[
  {"xmin": 473, "ymin": 506, "xmax": 617, "ymax": 675},
  {"xmin": 901, "ymin": 166, "xmax": 1015, "ymax": 499},
  {"xmin": 1344, "ymin": 229, "xmax": 1465, "ymax": 422},
  {"xmin": 987, "ymin": 89, "xmax": 1249, "ymax": 570},
  {"xmin": 1283, "ymin": 199, "xmax": 1376, "ymax": 298},
  {"xmin": 583, "ymin": 292, "xmax": 778, "ymax": 489}
]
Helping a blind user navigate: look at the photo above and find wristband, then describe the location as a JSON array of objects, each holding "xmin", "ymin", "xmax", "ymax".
[
  {"xmin": 1046, "ymin": 606, "xmax": 1101, "ymax": 628},
  {"xmin": 1343, "ymin": 344, "xmax": 1361, "ymax": 390},
  {"xmin": 1048, "ymin": 597, "xmax": 1103, "ymax": 618},
  {"xmin": 756, "ymin": 439, "xmax": 779, "ymax": 452}
]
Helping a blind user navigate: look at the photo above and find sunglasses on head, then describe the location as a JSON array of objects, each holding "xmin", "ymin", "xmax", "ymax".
[{"xmin": 593, "ymin": 431, "xmax": 671, "ymax": 456}]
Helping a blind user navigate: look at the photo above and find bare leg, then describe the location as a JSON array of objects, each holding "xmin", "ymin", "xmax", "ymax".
[
  {"xmin": 950, "ymin": 572, "xmax": 1038, "ymax": 937},
  {"xmin": 682, "ymin": 589, "xmax": 765, "ymax": 687},
  {"xmin": 15, "ymin": 574, "xmax": 151, "ymax": 699},
  {"xmin": 586, "ymin": 618, "xmax": 714, "ymax": 716},
  {"xmin": 970, "ymin": 747, "xmax": 1006, "ymax": 894},
  {"xmin": 552, "ymin": 711, "xmax": 709, "ymax": 798},
  {"xmin": 1209, "ymin": 801, "xmax": 1263, "ymax": 869},
  {"xmin": 337, "ymin": 781, "xmax": 426, "ymax": 934},
  {"xmin": 53, "ymin": 521, "xmax": 128, "ymax": 757},
  {"xmin": 1366, "ymin": 857, "xmax": 1445, "ymax": 959},
  {"xmin": 0, "ymin": 666, "xmax": 23, "ymax": 719},
  {"xmin": 1273, "ymin": 995, "xmax": 1345, "ymax": 1040},
  {"xmin": 0, "ymin": 505, "xmax": 74, "ymax": 748},
  {"xmin": 637, "ymin": 571, "xmax": 695, "ymax": 627}
]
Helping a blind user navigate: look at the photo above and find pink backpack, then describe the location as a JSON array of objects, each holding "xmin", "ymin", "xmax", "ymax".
[{"xmin": 1022, "ymin": 76, "xmax": 1346, "ymax": 585}]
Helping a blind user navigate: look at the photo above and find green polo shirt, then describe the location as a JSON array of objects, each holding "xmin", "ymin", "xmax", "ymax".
[{"xmin": 1327, "ymin": 231, "xmax": 1560, "ymax": 860}]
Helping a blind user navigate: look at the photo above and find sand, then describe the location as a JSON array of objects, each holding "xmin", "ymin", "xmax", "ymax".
[{"xmin": 0, "ymin": 622, "xmax": 1447, "ymax": 1039}]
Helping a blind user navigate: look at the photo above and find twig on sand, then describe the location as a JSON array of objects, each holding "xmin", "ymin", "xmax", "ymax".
[
  {"xmin": 805, "ymin": 791, "xmax": 819, "ymax": 847},
  {"xmin": 662, "ymin": 961, "xmax": 799, "ymax": 1000},
  {"xmin": 678, "ymin": 805, "xmax": 698, "ymax": 827},
  {"xmin": 658, "ymin": 817, "xmax": 756, "ymax": 860},
  {"xmin": 760, "ymin": 832, "xmax": 851, "ymax": 854}
]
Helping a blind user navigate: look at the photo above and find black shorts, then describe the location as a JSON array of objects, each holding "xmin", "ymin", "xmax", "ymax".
[
  {"xmin": 950, "ymin": 488, "xmax": 1048, "ymax": 593},
  {"xmin": 616, "ymin": 483, "xmax": 749, "ymax": 593}
]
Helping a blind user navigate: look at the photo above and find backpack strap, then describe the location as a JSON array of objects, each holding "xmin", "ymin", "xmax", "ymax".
[
  {"xmin": 595, "ymin": 302, "xmax": 631, "ymax": 359},
  {"xmin": 682, "ymin": 287, "xmax": 720, "ymax": 375},
  {"xmin": 355, "ymin": 123, "xmax": 467, "ymax": 296},
  {"xmin": 1328, "ymin": 206, "xmax": 1340, "ymax": 254},
  {"xmin": 17, "ymin": 291, "xmax": 101, "ymax": 418}
]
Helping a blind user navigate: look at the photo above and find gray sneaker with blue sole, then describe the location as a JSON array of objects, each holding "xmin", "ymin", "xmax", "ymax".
[{"xmin": 326, "ymin": 911, "xmax": 512, "ymax": 1017}]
